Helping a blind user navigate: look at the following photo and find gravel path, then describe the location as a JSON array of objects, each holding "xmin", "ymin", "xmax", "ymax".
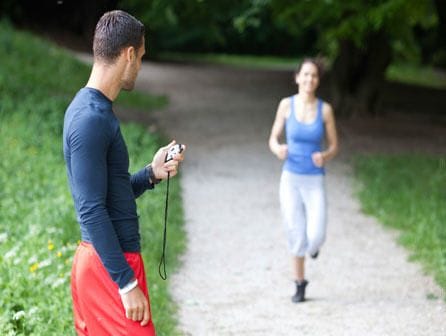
[{"xmin": 129, "ymin": 61, "xmax": 446, "ymax": 335}]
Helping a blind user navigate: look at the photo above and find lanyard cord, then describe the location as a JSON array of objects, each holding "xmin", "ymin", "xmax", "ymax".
[{"xmin": 158, "ymin": 171, "xmax": 170, "ymax": 280}]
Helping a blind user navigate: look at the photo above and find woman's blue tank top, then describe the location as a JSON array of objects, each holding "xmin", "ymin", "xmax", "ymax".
[{"xmin": 283, "ymin": 95, "xmax": 325, "ymax": 175}]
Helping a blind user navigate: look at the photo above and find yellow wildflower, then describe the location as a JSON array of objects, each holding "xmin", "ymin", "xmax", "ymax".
[{"xmin": 29, "ymin": 263, "xmax": 39, "ymax": 273}]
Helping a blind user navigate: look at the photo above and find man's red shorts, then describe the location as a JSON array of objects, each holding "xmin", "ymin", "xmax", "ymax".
[{"xmin": 71, "ymin": 242, "xmax": 156, "ymax": 336}]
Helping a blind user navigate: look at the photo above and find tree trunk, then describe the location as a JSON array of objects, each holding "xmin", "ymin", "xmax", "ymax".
[{"xmin": 330, "ymin": 31, "xmax": 392, "ymax": 118}]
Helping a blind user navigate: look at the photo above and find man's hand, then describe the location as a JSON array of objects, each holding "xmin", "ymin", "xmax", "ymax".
[
  {"xmin": 121, "ymin": 286, "xmax": 151, "ymax": 326},
  {"xmin": 151, "ymin": 140, "xmax": 186, "ymax": 180}
]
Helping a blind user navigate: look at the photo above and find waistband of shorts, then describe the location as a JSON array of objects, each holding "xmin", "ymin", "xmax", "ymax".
[{"xmin": 78, "ymin": 241, "xmax": 142, "ymax": 257}]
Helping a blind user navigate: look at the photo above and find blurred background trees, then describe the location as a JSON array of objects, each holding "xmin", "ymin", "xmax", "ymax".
[
  {"xmin": 1, "ymin": 0, "xmax": 444, "ymax": 117},
  {"xmin": 268, "ymin": 0, "xmax": 441, "ymax": 116}
]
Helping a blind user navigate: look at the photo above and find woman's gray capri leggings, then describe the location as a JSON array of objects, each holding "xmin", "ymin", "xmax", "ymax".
[{"xmin": 279, "ymin": 170, "xmax": 327, "ymax": 257}]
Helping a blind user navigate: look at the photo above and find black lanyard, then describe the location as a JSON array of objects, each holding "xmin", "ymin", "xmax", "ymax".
[{"xmin": 158, "ymin": 171, "xmax": 170, "ymax": 280}]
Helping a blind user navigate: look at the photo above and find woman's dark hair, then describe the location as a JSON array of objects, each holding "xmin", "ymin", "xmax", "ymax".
[
  {"xmin": 93, "ymin": 10, "xmax": 145, "ymax": 63},
  {"xmin": 295, "ymin": 57, "xmax": 325, "ymax": 78}
]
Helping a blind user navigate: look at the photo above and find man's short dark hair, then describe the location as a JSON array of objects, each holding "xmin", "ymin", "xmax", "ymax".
[{"xmin": 93, "ymin": 10, "xmax": 145, "ymax": 63}]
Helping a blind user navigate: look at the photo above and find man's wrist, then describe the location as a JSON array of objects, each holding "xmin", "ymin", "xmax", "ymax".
[
  {"xmin": 119, "ymin": 278, "xmax": 138, "ymax": 296},
  {"xmin": 147, "ymin": 164, "xmax": 161, "ymax": 185}
]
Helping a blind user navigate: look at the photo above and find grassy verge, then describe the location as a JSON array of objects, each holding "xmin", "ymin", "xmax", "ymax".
[
  {"xmin": 157, "ymin": 52, "xmax": 446, "ymax": 89},
  {"xmin": 157, "ymin": 51, "xmax": 299, "ymax": 70},
  {"xmin": 354, "ymin": 154, "xmax": 446, "ymax": 300},
  {"xmin": 386, "ymin": 63, "xmax": 446, "ymax": 90},
  {"xmin": 116, "ymin": 89, "xmax": 168, "ymax": 111},
  {"xmin": 0, "ymin": 20, "xmax": 183, "ymax": 335}
]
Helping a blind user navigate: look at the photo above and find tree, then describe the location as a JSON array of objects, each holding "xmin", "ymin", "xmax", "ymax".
[
  {"xmin": 118, "ymin": 0, "xmax": 308, "ymax": 55},
  {"xmin": 0, "ymin": 0, "xmax": 117, "ymax": 45},
  {"xmin": 269, "ymin": 0, "xmax": 438, "ymax": 117},
  {"xmin": 119, "ymin": 0, "xmax": 243, "ymax": 53},
  {"xmin": 2, "ymin": 0, "xmax": 441, "ymax": 118}
]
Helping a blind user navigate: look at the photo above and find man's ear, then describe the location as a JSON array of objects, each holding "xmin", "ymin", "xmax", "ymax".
[{"xmin": 124, "ymin": 46, "xmax": 136, "ymax": 62}]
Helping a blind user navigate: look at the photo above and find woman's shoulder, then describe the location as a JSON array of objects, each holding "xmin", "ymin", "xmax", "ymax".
[
  {"xmin": 276, "ymin": 96, "xmax": 293, "ymax": 117},
  {"xmin": 318, "ymin": 99, "xmax": 334, "ymax": 121},
  {"xmin": 279, "ymin": 96, "xmax": 293, "ymax": 106}
]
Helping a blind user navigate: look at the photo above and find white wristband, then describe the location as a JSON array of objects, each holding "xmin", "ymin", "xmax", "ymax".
[{"xmin": 118, "ymin": 279, "xmax": 138, "ymax": 296}]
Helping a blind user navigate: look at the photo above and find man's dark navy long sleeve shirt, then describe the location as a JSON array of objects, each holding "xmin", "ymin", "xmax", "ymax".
[{"xmin": 63, "ymin": 87, "xmax": 153, "ymax": 289}]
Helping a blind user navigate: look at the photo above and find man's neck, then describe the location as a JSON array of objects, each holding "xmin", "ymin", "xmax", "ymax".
[{"xmin": 86, "ymin": 62, "xmax": 122, "ymax": 102}]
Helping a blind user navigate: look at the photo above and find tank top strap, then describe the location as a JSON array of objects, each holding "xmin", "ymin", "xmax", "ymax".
[
  {"xmin": 290, "ymin": 95, "xmax": 295, "ymax": 117},
  {"xmin": 317, "ymin": 98, "xmax": 323, "ymax": 122}
]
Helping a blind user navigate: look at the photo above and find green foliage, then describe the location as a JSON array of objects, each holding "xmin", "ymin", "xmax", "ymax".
[
  {"xmin": 354, "ymin": 154, "xmax": 446, "ymax": 296},
  {"xmin": 386, "ymin": 63, "xmax": 446, "ymax": 89},
  {"xmin": 115, "ymin": 0, "xmax": 442, "ymax": 74},
  {"xmin": 270, "ymin": 0, "xmax": 438, "ymax": 62},
  {"xmin": 119, "ymin": 0, "xmax": 240, "ymax": 50},
  {"xmin": 0, "ymin": 22, "xmax": 86, "ymax": 331},
  {"xmin": 2, "ymin": 0, "xmax": 444, "ymax": 67},
  {"xmin": 233, "ymin": 0, "xmax": 270, "ymax": 33},
  {"xmin": 118, "ymin": 0, "xmax": 308, "ymax": 56},
  {"xmin": 0, "ymin": 20, "xmax": 182, "ymax": 335}
]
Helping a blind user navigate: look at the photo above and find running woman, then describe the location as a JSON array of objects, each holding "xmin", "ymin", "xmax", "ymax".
[{"xmin": 268, "ymin": 58, "xmax": 338, "ymax": 303}]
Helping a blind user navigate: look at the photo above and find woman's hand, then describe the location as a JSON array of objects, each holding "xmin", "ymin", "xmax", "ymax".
[
  {"xmin": 312, "ymin": 151, "xmax": 324, "ymax": 167},
  {"xmin": 273, "ymin": 144, "xmax": 288, "ymax": 161}
]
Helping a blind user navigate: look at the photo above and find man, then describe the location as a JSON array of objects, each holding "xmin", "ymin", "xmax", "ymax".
[{"xmin": 63, "ymin": 10, "xmax": 185, "ymax": 335}]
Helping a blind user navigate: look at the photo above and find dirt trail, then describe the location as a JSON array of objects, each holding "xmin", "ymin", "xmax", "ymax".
[{"xmin": 128, "ymin": 60, "xmax": 446, "ymax": 335}]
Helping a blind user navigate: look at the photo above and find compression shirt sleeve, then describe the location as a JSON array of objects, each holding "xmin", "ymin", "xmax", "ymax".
[
  {"xmin": 130, "ymin": 167, "xmax": 154, "ymax": 198},
  {"xmin": 68, "ymin": 113, "xmax": 135, "ymax": 289}
]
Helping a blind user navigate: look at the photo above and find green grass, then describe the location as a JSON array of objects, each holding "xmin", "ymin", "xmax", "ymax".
[
  {"xmin": 157, "ymin": 51, "xmax": 299, "ymax": 70},
  {"xmin": 354, "ymin": 154, "xmax": 446, "ymax": 299},
  {"xmin": 0, "ymin": 20, "xmax": 183, "ymax": 335},
  {"xmin": 386, "ymin": 63, "xmax": 446, "ymax": 89},
  {"xmin": 158, "ymin": 52, "xmax": 446, "ymax": 90},
  {"xmin": 116, "ymin": 89, "xmax": 168, "ymax": 111}
]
